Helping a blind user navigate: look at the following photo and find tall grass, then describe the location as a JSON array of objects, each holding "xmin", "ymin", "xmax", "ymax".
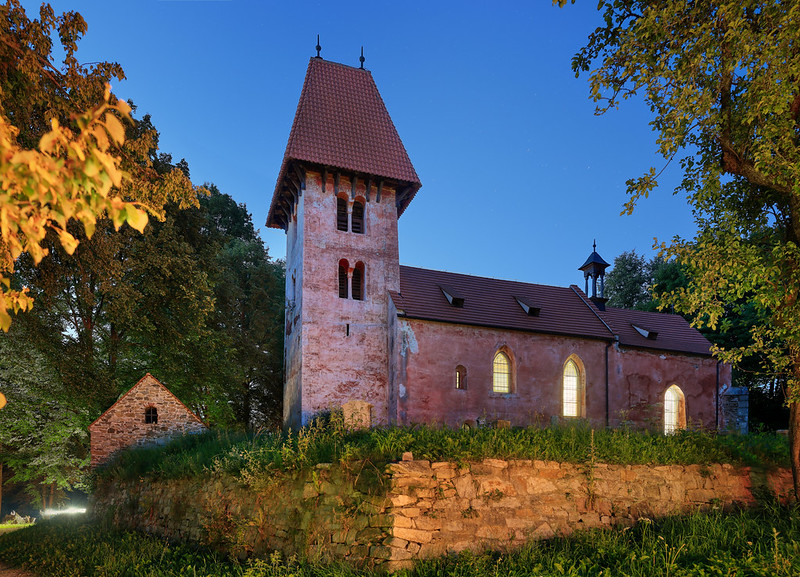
[
  {"xmin": 94, "ymin": 414, "xmax": 789, "ymax": 485},
  {"xmin": 1, "ymin": 503, "xmax": 799, "ymax": 576}
]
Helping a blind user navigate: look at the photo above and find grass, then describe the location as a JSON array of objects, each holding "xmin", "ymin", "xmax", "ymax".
[
  {"xmin": 0, "ymin": 503, "xmax": 799, "ymax": 576},
  {"xmin": 94, "ymin": 413, "xmax": 790, "ymax": 485}
]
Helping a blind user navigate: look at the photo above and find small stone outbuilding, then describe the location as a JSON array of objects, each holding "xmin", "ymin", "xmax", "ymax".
[{"xmin": 88, "ymin": 373, "xmax": 207, "ymax": 468}]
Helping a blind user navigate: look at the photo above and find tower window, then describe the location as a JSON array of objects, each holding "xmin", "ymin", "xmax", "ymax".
[
  {"xmin": 338, "ymin": 259, "xmax": 349, "ymax": 299},
  {"xmin": 492, "ymin": 351, "xmax": 512, "ymax": 394},
  {"xmin": 352, "ymin": 262, "xmax": 365, "ymax": 300},
  {"xmin": 351, "ymin": 200, "xmax": 365, "ymax": 234},
  {"xmin": 145, "ymin": 406, "xmax": 158, "ymax": 424},
  {"xmin": 336, "ymin": 197, "xmax": 348, "ymax": 231},
  {"xmin": 455, "ymin": 365, "xmax": 467, "ymax": 389}
]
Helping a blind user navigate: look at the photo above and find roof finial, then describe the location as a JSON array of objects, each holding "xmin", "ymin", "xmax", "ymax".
[
  {"xmin": 359, "ymin": 46, "xmax": 365, "ymax": 69},
  {"xmin": 593, "ymin": 239, "xmax": 597, "ymax": 252},
  {"xmin": 315, "ymin": 35, "xmax": 322, "ymax": 59}
]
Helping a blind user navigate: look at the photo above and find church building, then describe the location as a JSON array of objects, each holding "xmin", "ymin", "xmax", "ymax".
[{"xmin": 266, "ymin": 56, "xmax": 730, "ymax": 433}]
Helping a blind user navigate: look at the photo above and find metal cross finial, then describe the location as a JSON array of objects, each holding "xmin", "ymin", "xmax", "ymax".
[
  {"xmin": 593, "ymin": 239, "xmax": 597, "ymax": 252},
  {"xmin": 315, "ymin": 35, "xmax": 322, "ymax": 58},
  {"xmin": 359, "ymin": 46, "xmax": 365, "ymax": 69}
]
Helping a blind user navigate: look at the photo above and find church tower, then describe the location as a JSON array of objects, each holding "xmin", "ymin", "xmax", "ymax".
[{"xmin": 267, "ymin": 56, "xmax": 421, "ymax": 428}]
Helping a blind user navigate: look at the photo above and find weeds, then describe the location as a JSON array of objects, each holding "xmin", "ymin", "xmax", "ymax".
[
  {"xmin": 1, "ymin": 503, "xmax": 799, "ymax": 576},
  {"xmin": 94, "ymin": 415, "xmax": 790, "ymax": 487}
]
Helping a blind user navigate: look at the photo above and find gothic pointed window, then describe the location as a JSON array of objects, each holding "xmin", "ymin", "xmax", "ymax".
[
  {"xmin": 351, "ymin": 200, "xmax": 365, "ymax": 234},
  {"xmin": 352, "ymin": 262, "xmax": 365, "ymax": 300},
  {"xmin": 562, "ymin": 358, "xmax": 584, "ymax": 418},
  {"xmin": 492, "ymin": 351, "xmax": 512, "ymax": 394},
  {"xmin": 664, "ymin": 385, "xmax": 686, "ymax": 434},
  {"xmin": 145, "ymin": 406, "xmax": 158, "ymax": 424},
  {"xmin": 338, "ymin": 259, "xmax": 349, "ymax": 299},
  {"xmin": 336, "ymin": 197, "xmax": 348, "ymax": 231}
]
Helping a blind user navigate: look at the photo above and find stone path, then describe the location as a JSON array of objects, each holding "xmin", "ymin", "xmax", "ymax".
[{"xmin": 0, "ymin": 563, "xmax": 36, "ymax": 577}]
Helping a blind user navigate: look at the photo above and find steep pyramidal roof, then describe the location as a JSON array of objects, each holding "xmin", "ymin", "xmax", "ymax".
[{"xmin": 267, "ymin": 58, "xmax": 421, "ymax": 228}]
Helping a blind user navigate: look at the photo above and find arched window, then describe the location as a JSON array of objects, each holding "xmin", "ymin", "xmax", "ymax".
[
  {"xmin": 351, "ymin": 200, "xmax": 365, "ymax": 234},
  {"xmin": 664, "ymin": 385, "xmax": 686, "ymax": 434},
  {"xmin": 492, "ymin": 351, "xmax": 512, "ymax": 393},
  {"xmin": 338, "ymin": 259, "xmax": 349, "ymax": 299},
  {"xmin": 562, "ymin": 358, "xmax": 584, "ymax": 417},
  {"xmin": 336, "ymin": 197, "xmax": 348, "ymax": 231},
  {"xmin": 352, "ymin": 262, "xmax": 365, "ymax": 300},
  {"xmin": 455, "ymin": 365, "xmax": 467, "ymax": 389},
  {"xmin": 145, "ymin": 406, "xmax": 158, "ymax": 424}
]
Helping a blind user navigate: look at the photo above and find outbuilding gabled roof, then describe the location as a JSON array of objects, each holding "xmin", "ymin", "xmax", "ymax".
[
  {"xmin": 390, "ymin": 266, "xmax": 714, "ymax": 356},
  {"xmin": 88, "ymin": 373, "xmax": 205, "ymax": 430},
  {"xmin": 267, "ymin": 58, "xmax": 421, "ymax": 229}
]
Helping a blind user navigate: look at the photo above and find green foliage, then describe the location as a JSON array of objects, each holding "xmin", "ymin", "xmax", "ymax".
[
  {"xmin": 95, "ymin": 417, "xmax": 789, "ymax": 485},
  {"xmin": 1, "ymin": 503, "xmax": 800, "ymax": 576},
  {"xmin": 562, "ymin": 0, "xmax": 800, "ymax": 493}
]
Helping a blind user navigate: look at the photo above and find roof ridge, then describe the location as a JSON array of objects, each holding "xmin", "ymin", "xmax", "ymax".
[{"xmin": 570, "ymin": 285, "xmax": 617, "ymax": 338}]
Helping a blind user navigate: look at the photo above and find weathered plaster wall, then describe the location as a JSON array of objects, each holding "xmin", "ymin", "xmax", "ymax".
[
  {"xmin": 608, "ymin": 347, "xmax": 726, "ymax": 430},
  {"xmin": 283, "ymin": 184, "xmax": 305, "ymax": 429},
  {"xmin": 92, "ymin": 459, "xmax": 792, "ymax": 572},
  {"xmin": 397, "ymin": 318, "xmax": 609, "ymax": 427},
  {"xmin": 395, "ymin": 318, "xmax": 723, "ymax": 430},
  {"xmin": 286, "ymin": 169, "xmax": 400, "ymax": 426},
  {"xmin": 89, "ymin": 375, "xmax": 207, "ymax": 468}
]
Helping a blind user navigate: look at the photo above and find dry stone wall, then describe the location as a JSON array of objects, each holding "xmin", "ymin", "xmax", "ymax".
[{"xmin": 91, "ymin": 459, "xmax": 792, "ymax": 571}]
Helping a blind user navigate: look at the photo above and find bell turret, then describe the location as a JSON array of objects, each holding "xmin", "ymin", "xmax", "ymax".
[{"xmin": 579, "ymin": 241, "xmax": 610, "ymax": 310}]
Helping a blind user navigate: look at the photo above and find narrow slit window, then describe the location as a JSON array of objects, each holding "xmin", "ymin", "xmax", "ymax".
[
  {"xmin": 351, "ymin": 200, "xmax": 365, "ymax": 234},
  {"xmin": 338, "ymin": 259, "xmax": 349, "ymax": 299},
  {"xmin": 352, "ymin": 262, "xmax": 365, "ymax": 300},
  {"xmin": 145, "ymin": 406, "xmax": 158, "ymax": 424},
  {"xmin": 455, "ymin": 365, "xmax": 467, "ymax": 390},
  {"xmin": 336, "ymin": 197, "xmax": 348, "ymax": 231}
]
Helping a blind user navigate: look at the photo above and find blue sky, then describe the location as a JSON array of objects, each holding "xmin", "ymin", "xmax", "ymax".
[{"xmin": 31, "ymin": 0, "xmax": 697, "ymax": 288}]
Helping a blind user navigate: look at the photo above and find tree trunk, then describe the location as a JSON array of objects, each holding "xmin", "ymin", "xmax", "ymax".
[{"xmin": 790, "ymin": 379, "xmax": 800, "ymax": 502}]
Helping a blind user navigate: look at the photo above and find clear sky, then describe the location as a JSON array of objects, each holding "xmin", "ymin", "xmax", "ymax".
[{"xmin": 30, "ymin": 0, "xmax": 698, "ymax": 288}]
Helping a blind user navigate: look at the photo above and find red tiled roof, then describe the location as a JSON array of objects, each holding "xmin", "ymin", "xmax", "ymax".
[
  {"xmin": 391, "ymin": 266, "xmax": 615, "ymax": 342},
  {"xmin": 267, "ymin": 58, "xmax": 420, "ymax": 228},
  {"xmin": 391, "ymin": 266, "xmax": 713, "ymax": 356},
  {"xmin": 600, "ymin": 307, "xmax": 713, "ymax": 356}
]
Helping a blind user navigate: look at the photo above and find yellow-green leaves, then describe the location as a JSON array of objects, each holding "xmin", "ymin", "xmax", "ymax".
[{"xmin": 0, "ymin": 86, "xmax": 150, "ymax": 330}]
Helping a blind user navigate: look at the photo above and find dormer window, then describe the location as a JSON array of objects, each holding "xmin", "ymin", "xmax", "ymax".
[
  {"xmin": 632, "ymin": 324, "xmax": 658, "ymax": 340},
  {"xmin": 514, "ymin": 296, "xmax": 540, "ymax": 317},
  {"xmin": 145, "ymin": 406, "xmax": 158, "ymax": 424},
  {"xmin": 440, "ymin": 285, "xmax": 464, "ymax": 308}
]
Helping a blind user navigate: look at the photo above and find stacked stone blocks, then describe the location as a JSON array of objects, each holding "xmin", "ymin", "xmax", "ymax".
[{"xmin": 91, "ymin": 458, "xmax": 792, "ymax": 571}]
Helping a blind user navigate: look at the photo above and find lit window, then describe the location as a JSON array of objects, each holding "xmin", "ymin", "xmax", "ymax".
[
  {"xmin": 336, "ymin": 197, "xmax": 348, "ymax": 231},
  {"xmin": 562, "ymin": 359, "xmax": 582, "ymax": 417},
  {"xmin": 351, "ymin": 200, "xmax": 365, "ymax": 234},
  {"xmin": 664, "ymin": 385, "xmax": 686, "ymax": 434},
  {"xmin": 145, "ymin": 406, "xmax": 158, "ymax": 424},
  {"xmin": 352, "ymin": 262, "xmax": 365, "ymax": 301},
  {"xmin": 492, "ymin": 351, "xmax": 512, "ymax": 394},
  {"xmin": 455, "ymin": 365, "xmax": 467, "ymax": 389},
  {"xmin": 338, "ymin": 259, "xmax": 349, "ymax": 299}
]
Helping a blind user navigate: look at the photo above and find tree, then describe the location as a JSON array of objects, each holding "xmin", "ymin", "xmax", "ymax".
[
  {"xmin": 0, "ymin": 1, "xmax": 198, "ymax": 329},
  {"xmin": 604, "ymin": 250, "xmax": 651, "ymax": 309},
  {"xmin": 561, "ymin": 0, "xmax": 800, "ymax": 496}
]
